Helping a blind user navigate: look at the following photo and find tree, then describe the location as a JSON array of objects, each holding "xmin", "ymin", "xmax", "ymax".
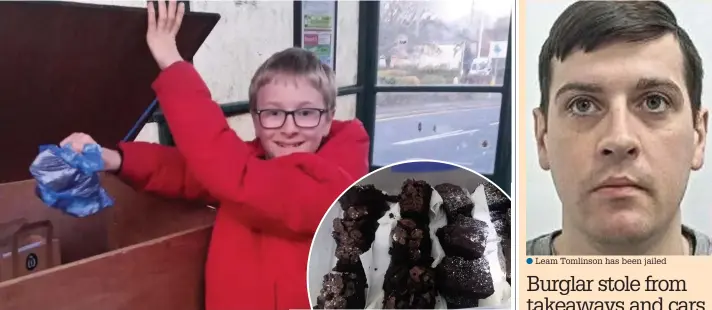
[
  {"xmin": 378, "ymin": 0, "xmax": 436, "ymax": 67},
  {"xmin": 488, "ymin": 16, "xmax": 510, "ymax": 42},
  {"xmin": 377, "ymin": 0, "xmax": 510, "ymax": 70}
]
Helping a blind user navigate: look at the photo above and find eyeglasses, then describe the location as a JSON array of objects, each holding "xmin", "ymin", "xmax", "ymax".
[{"xmin": 255, "ymin": 108, "xmax": 327, "ymax": 129}]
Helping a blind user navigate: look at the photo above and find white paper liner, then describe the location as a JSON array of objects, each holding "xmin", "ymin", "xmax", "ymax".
[{"xmin": 312, "ymin": 184, "xmax": 511, "ymax": 309}]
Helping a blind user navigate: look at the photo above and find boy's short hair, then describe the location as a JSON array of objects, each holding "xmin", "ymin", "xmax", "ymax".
[
  {"xmin": 249, "ymin": 47, "xmax": 337, "ymax": 112},
  {"xmin": 538, "ymin": 1, "xmax": 703, "ymax": 116}
]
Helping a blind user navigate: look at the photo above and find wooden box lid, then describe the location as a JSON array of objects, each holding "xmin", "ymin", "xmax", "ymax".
[{"xmin": 0, "ymin": 1, "xmax": 220, "ymax": 183}]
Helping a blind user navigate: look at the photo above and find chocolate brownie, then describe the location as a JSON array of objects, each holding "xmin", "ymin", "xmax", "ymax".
[
  {"xmin": 490, "ymin": 207, "xmax": 511, "ymax": 283},
  {"xmin": 490, "ymin": 208, "xmax": 510, "ymax": 240},
  {"xmin": 339, "ymin": 184, "xmax": 393, "ymax": 213},
  {"xmin": 334, "ymin": 243, "xmax": 362, "ymax": 265},
  {"xmin": 316, "ymin": 184, "xmax": 396, "ymax": 309},
  {"xmin": 382, "ymin": 263, "xmax": 410, "ymax": 296},
  {"xmin": 332, "ymin": 218, "xmax": 361, "ymax": 245},
  {"xmin": 389, "ymin": 218, "xmax": 433, "ymax": 265},
  {"xmin": 442, "ymin": 292, "xmax": 480, "ymax": 309},
  {"xmin": 383, "ymin": 288, "xmax": 438, "ymax": 309},
  {"xmin": 343, "ymin": 205, "xmax": 370, "ymax": 221},
  {"xmin": 381, "ymin": 179, "xmax": 440, "ymax": 309},
  {"xmin": 332, "ymin": 218, "xmax": 366, "ymax": 265},
  {"xmin": 482, "ymin": 182, "xmax": 509, "ymax": 212},
  {"xmin": 435, "ymin": 256, "xmax": 494, "ymax": 299},
  {"xmin": 336, "ymin": 185, "xmax": 393, "ymax": 253},
  {"xmin": 332, "ymin": 218, "xmax": 365, "ymax": 246},
  {"xmin": 408, "ymin": 265, "xmax": 436, "ymax": 291},
  {"xmin": 314, "ymin": 271, "xmax": 367, "ymax": 309},
  {"xmin": 436, "ymin": 214, "xmax": 489, "ymax": 259},
  {"xmin": 398, "ymin": 179, "xmax": 432, "ymax": 223},
  {"xmin": 435, "ymin": 183, "xmax": 475, "ymax": 221},
  {"xmin": 382, "ymin": 264, "xmax": 438, "ymax": 309},
  {"xmin": 332, "ymin": 215, "xmax": 381, "ymax": 257},
  {"xmin": 482, "ymin": 182, "xmax": 511, "ymax": 284}
]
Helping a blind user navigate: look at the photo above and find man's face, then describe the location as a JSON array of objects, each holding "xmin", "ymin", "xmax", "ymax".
[
  {"xmin": 253, "ymin": 75, "xmax": 333, "ymax": 158},
  {"xmin": 534, "ymin": 34, "xmax": 708, "ymax": 243}
]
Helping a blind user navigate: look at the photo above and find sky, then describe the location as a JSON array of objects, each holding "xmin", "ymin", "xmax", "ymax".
[{"xmin": 435, "ymin": 0, "xmax": 513, "ymax": 21}]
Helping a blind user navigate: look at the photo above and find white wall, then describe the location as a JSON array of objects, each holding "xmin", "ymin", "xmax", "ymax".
[
  {"xmin": 524, "ymin": 0, "xmax": 712, "ymax": 238},
  {"xmin": 71, "ymin": 0, "xmax": 359, "ymax": 143}
]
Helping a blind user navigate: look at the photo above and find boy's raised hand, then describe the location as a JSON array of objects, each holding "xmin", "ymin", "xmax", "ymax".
[
  {"xmin": 60, "ymin": 133, "xmax": 123, "ymax": 172},
  {"xmin": 146, "ymin": 0, "xmax": 185, "ymax": 70}
]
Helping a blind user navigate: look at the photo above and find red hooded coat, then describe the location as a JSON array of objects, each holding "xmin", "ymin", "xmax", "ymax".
[{"xmin": 116, "ymin": 61, "xmax": 370, "ymax": 309}]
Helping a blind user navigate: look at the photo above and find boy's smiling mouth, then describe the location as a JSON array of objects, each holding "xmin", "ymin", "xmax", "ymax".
[{"xmin": 275, "ymin": 141, "xmax": 304, "ymax": 148}]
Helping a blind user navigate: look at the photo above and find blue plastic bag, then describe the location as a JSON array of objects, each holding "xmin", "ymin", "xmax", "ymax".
[{"xmin": 29, "ymin": 144, "xmax": 114, "ymax": 217}]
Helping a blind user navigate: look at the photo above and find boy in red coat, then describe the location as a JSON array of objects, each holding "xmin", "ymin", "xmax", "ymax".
[{"xmin": 60, "ymin": 1, "xmax": 369, "ymax": 309}]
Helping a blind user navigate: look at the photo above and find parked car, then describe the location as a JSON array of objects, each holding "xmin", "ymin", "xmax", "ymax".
[{"xmin": 461, "ymin": 57, "xmax": 492, "ymax": 85}]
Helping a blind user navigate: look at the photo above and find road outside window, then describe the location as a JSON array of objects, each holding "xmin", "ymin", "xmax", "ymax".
[{"xmin": 374, "ymin": 0, "xmax": 511, "ymax": 174}]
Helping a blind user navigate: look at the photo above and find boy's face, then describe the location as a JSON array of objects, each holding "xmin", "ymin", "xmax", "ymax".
[
  {"xmin": 533, "ymin": 34, "xmax": 708, "ymax": 244},
  {"xmin": 252, "ymin": 75, "xmax": 333, "ymax": 158}
]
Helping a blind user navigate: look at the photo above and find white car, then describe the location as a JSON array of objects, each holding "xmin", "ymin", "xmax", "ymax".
[
  {"xmin": 462, "ymin": 57, "xmax": 493, "ymax": 84},
  {"xmin": 469, "ymin": 57, "xmax": 492, "ymax": 76}
]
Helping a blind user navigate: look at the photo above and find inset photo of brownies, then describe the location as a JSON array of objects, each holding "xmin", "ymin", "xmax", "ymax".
[{"xmin": 308, "ymin": 160, "xmax": 511, "ymax": 310}]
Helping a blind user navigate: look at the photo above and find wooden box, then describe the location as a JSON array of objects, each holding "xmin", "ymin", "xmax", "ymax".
[
  {"xmin": 0, "ymin": 220, "xmax": 62, "ymax": 282},
  {"xmin": 0, "ymin": 2, "xmax": 221, "ymax": 309}
]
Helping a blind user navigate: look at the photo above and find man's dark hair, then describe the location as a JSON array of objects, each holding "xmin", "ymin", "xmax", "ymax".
[{"xmin": 538, "ymin": 1, "xmax": 703, "ymax": 117}]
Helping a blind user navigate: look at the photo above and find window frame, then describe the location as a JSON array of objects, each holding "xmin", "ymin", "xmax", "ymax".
[{"xmin": 355, "ymin": 1, "xmax": 512, "ymax": 194}]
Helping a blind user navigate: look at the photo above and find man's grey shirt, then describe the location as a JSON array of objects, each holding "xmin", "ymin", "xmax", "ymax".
[{"xmin": 526, "ymin": 225, "xmax": 712, "ymax": 255}]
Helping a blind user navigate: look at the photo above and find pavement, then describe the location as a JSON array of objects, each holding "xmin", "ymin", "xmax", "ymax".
[{"xmin": 372, "ymin": 100, "xmax": 504, "ymax": 174}]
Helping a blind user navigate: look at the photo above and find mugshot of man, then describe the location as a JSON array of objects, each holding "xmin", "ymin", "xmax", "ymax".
[{"xmin": 526, "ymin": 1, "xmax": 710, "ymax": 255}]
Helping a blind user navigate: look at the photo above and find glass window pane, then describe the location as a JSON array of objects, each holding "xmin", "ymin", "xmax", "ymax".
[
  {"xmin": 377, "ymin": 0, "xmax": 511, "ymax": 86},
  {"xmin": 336, "ymin": 1, "xmax": 359, "ymax": 87},
  {"xmin": 334, "ymin": 95, "xmax": 357, "ymax": 120},
  {"xmin": 372, "ymin": 92, "xmax": 502, "ymax": 174}
]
